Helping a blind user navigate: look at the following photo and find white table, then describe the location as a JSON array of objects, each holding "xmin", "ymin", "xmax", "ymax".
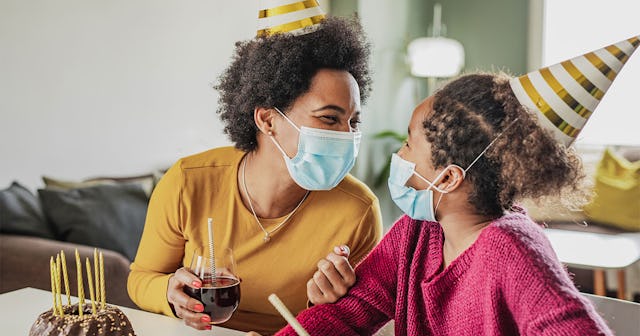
[
  {"xmin": 544, "ymin": 229, "xmax": 640, "ymax": 299},
  {"xmin": 0, "ymin": 287, "xmax": 245, "ymax": 336}
]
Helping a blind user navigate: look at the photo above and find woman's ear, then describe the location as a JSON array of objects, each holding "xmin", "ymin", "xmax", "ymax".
[
  {"xmin": 254, "ymin": 107, "xmax": 276, "ymax": 135},
  {"xmin": 435, "ymin": 166, "xmax": 466, "ymax": 193}
]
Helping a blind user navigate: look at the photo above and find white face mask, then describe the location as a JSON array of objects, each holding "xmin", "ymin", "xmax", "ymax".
[{"xmin": 269, "ymin": 108, "xmax": 362, "ymax": 190}]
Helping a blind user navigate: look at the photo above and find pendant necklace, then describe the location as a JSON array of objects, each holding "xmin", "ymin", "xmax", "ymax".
[{"xmin": 241, "ymin": 155, "xmax": 309, "ymax": 243}]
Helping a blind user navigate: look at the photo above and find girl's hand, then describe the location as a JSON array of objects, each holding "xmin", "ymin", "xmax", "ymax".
[{"xmin": 307, "ymin": 245, "xmax": 355, "ymax": 304}]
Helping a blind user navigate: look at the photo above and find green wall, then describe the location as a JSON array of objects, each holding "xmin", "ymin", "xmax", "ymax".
[
  {"xmin": 329, "ymin": 0, "xmax": 358, "ymax": 17},
  {"xmin": 436, "ymin": 0, "xmax": 528, "ymax": 75},
  {"xmin": 330, "ymin": 0, "xmax": 529, "ymax": 75}
]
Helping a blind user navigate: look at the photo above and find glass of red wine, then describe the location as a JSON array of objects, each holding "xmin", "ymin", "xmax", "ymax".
[{"xmin": 184, "ymin": 248, "xmax": 241, "ymax": 325}]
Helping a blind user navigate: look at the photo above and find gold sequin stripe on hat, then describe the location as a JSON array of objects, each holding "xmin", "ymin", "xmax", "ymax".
[
  {"xmin": 605, "ymin": 45, "xmax": 630, "ymax": 64},
  {"xmin": 561, "ymin": 60, "xmax": 605, "ymax": 100},
  {"xmin": 585, "ymin": 53, "xmax": 617, "ymax": 81},
  {"xmin": 539, "ymin": 68, "xmax": 593, "ymax": 119},
  {"xmin": 257, "ymin": 15, "xmax": 324, "ymax": 37},
  {"xmin": 518, "ymin": 75, "xmax": 581, "ymax": 138},
  {"xmin": 259, "ymin": 0, "xmax": 320, "ymax": 18},
  {"xmin": 629, "ymin": 36, "xmax": 640, "ymax": 47}
]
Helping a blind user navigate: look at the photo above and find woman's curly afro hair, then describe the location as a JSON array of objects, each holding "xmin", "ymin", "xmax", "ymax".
[
  {"xmin": 425, "ymin": 73, "xmax": 588, "ymax": 218},
  {"xmin": 215, "ymin": 16, "xmax": 371, "ymax": 152}
]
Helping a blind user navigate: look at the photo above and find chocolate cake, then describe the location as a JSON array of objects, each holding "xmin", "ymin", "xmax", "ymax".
[{"xmin": 29, "ymin": 303, "xmax": 136, "ymax": 336}]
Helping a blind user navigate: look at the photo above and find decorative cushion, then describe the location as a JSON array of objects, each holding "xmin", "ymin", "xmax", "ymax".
[
  {"xmin": 583, "ymin": 148, "xmax": 640, "ymax": 231},
  {"xmin": 38, "ymin": 183, "xmax": 148, "ymax": 260},
  {"xmin": 0, "ymin": 182, "xmax": 56, "ymax": 239},
  {"xmin": 43, "ymin": 174, "xmax": 155, "ymax": 197}
]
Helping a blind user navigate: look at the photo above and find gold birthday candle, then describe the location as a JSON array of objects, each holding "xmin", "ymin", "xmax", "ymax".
[
  {"xmin": 99, "ymin": 252, "xmax": 105, "ymax": 309},
  {"xmin": 86, "ymin": 258, "xmax": 97, "ymax": 314},
  {"xmin": 60, "ymin": 250, "xmax": 71, "ymax": 306},
  {"xmin": 55, "ymin": 254, "xmax": 64, "ymax": 316},
  {"xmin": 93, "ymin": 248, "xmax": 100, "ymax": 304},
  {"xmin": 50, "ymin": 257, "xmax": 57, "ymax": 316},
  {"xmin": 75, "ymin": 249, "xmax": 84, "ymax": 318}
]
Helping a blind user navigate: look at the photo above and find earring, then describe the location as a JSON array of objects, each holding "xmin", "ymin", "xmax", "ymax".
[{"xmin": 268, "ymin": 130, "xmax": 273, "ymax": 136}]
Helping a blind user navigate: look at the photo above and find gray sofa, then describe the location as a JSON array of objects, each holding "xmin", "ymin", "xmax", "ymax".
[
  {"xmin": 0, "ymin": 176, "xmax": 155, "ymax": 308},
  {"xmin": 0, "ymin": 234, "xmax": 135, "ymax": 308}
]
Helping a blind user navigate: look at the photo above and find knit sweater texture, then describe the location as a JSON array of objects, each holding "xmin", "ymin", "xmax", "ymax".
[{"xmin": 276, "ymin": 211, "xmax": 612, "ymax": 335}]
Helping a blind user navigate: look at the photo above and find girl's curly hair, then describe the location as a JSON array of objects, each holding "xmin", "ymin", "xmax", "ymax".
[
  {"xmin": 215, "ymin": 16, "xmax": 371, "ymax": 152},
  {"xmin": 426, "ymin": 73, "xmax": 588, "ymax": 217}
]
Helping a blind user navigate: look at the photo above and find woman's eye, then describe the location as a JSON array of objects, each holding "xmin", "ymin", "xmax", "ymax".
[
  {"xmin": 403, "ymin": 140, "xmax": 409, "ymax": 147},
  {"xmin": 320, "ymin": 116, "xmax": 338, "ymax": 124}
]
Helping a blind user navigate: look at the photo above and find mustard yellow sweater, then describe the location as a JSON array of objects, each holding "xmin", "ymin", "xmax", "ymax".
[{"xmin": 127, "ymin": 147, "xmax": 382, "ymax": 334}]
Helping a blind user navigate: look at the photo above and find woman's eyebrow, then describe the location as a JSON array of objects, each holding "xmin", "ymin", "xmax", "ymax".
[{"xmin": 312, "ymin": 105, "xmax": 346, "ymax": 114}]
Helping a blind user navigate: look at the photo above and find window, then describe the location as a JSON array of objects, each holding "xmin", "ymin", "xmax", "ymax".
[{"xmin": 543, "ymin": 0, "xmax": 640, "ymax": 145}]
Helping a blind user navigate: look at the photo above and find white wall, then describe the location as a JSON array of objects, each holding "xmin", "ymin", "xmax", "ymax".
[
  {"xmin": 0, "ymin": 1, "xmax": 258, "ymax": 190},
  {"xmin": 542, "ymin": 0, "xmax": 640, "ymax": 146}
]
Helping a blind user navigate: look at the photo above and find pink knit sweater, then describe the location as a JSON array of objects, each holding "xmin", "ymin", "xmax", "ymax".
[{"xmin": 276, "ymin": 211, "xmax": 612, "ymax": 335}]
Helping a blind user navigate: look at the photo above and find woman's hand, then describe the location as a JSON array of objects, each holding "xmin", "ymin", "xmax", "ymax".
[
  {"xmin": 307, "ymin": 245, "xmax": 355, "ymax": 305},
  {"xmin": 167, "ymin": 267, "xmax": 212, "ymax": 330}
]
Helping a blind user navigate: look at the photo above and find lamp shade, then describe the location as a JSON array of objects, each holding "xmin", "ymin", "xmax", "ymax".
[{"xmin": 408, "ymin": 37, "xmax": 465, "ymax": 77}]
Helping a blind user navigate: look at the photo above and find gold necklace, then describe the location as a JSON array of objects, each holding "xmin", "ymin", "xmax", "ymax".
[{"xmin": 242, "ymin": 155, "xmax": 309, "ymax": 243}]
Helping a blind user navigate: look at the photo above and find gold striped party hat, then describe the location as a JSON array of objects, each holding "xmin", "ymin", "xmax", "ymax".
[
  {"xmin": 257, "ymin": 0, "xmax": 326, "ymax": 37},
  {"xmin": 510, "ymin": 36, "xmax": 639, "ymax": 147}
]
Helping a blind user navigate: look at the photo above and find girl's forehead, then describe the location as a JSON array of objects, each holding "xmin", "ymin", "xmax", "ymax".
[{"xmin": 410, "ymin": 97, "xmax": 434, "ymax": 130}]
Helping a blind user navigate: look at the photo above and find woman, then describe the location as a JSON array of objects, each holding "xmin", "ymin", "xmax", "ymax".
[
  {"xmin": 271, "ymin": 73, "xmax": 612, "ymax": 335},
  {"xmin": 127, "ymin": 16, "xmax": 382, "ymax": 334}
]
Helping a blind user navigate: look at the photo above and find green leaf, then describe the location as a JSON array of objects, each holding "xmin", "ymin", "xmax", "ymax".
[
  {"xmin": 371, "ymin": 130, "xmax": 407, "ymax": 188},
  {"xmin": 373, "ymin": 130, "xmax": 407, "ymax": 143}
]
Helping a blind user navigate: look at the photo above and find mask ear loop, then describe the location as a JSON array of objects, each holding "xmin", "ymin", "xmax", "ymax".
[
  {"xmin": 429, "ymin": 167, "xmax": 453, "ymax": 217},
  {"xmin": 274, "ymin": 107, "xmax": 301, "ymax": 132},
  {"xmin": 463, "ymin": 117, "xmax": 520, "ymax": 174},
  {"xmin": 269, "ymin": 107, "xmax": 301, "ymax": 159},
  {"xmin": 269, "ymin": 135, "xmax": 290, "ymax": 159},
  {"xmin": 432, "ymin": 118, "xmax": 520, "ymax": 217},
  {"xmin": 412, "ymin": 168, "xmax": 449, "ymax": 222},
  {"xmin": 412, "ymin": 167, "xmax": 452, "ymax": 194}
]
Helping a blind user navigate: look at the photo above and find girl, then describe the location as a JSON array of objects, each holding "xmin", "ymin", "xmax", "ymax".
[{"xmin": 272, "ymin": 73, "xmax": 612, "ymax": 335}]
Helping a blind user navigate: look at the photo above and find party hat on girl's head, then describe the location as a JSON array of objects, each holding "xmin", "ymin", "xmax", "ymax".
[
  {"xmin": 509, "ymin": 36, "xmax": 639, "ymax": 147},
  {"xmin": 257, "ymin": 0, "xmax": 326, "ymax": 37}
]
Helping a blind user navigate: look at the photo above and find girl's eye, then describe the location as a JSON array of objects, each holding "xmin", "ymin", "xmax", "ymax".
[{"xmin": 350, "ymin": 119, "xmax": 361, "ymax": 129}]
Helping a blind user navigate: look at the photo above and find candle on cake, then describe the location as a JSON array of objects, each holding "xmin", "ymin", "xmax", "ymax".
[{"xmin": 60, "ymin": 250, "xmax": 71, "ymax": 306}]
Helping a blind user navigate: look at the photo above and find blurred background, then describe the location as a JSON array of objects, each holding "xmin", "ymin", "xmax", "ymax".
[{"xmin": 1, "ymin": 0, "xmax": 638, "ymax": 226}]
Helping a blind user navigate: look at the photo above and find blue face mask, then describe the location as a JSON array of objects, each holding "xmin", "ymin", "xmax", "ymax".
[
  {"xmin": 269, "ymin": 108, "xmax": 361, "ymax": 191},
  {"xmin": 387, "ymin": 153, "xmax": 455, "ymax": 221}
]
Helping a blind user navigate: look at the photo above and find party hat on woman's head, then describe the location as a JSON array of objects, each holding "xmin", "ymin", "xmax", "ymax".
[
  {"xmin": 509, "ymin": 35, "xmax": 640, "ymax": 147},
  {"xmin": 257, "ymin": 0, "xmax": 326, "ymax": 37}
]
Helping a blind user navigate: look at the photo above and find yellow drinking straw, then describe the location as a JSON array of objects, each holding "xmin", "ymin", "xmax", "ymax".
[
  {"xmin": 60, "ymin": 250, "xmax": 71, "ymax": 306},
  {"xmin": 50, "ymin": 257, "xmax": 57, "ymax": 316},
  {"xmin": 94, "ymin": 248, "xmax": 100, "ymax": 304},
  {"xmin": 99, "ymin": 251, "xmax": 105, "ymax": 309},
  {"xmin": 86, "ymin": 258, "xmax": 97, "ymax": 314},
  {"xmin": 75, "ymin": 249, "xmax": 84, "ymax": 318}
]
